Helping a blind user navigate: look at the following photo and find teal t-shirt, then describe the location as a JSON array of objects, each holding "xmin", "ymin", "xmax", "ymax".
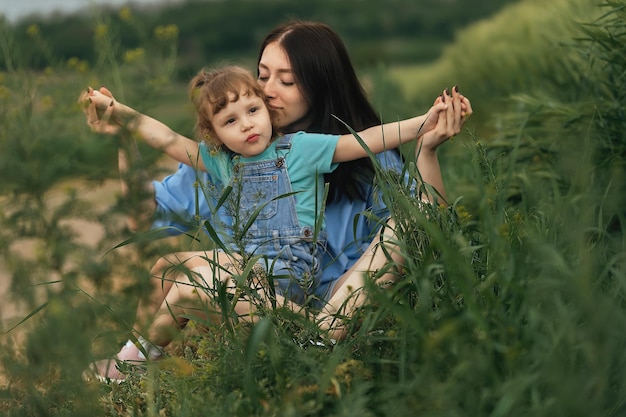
[{"xmin": 199, "ymin": 131, "xmax": 340, "ymax": 228}]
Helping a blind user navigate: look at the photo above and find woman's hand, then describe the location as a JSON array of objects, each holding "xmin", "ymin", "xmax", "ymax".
[
  {"xmin": 414, "ymin": 86, "xmax": 472, "ymax": 204},
  {"xmin": 418, "ymin": 86, "xmax": 472, "ymax": 154},
  {"xmin": 78, "ymin": 86, "xmax": 120, "ymax": 135}
]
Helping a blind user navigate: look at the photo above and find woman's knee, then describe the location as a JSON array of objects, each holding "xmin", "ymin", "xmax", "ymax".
[{"xmin": 150, "ymin": 256, "xmax": 173, "ymax": 276}]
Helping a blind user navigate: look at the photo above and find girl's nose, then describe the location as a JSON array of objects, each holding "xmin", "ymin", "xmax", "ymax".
[{"xmin": 241, "ymin": 117, "xmax": 253, "ymax": 130}]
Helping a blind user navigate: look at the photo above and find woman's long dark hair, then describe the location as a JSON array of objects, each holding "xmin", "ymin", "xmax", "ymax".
[{"xmin": 257, "ymin": 20, "xmax": 397, "ymax": 203}]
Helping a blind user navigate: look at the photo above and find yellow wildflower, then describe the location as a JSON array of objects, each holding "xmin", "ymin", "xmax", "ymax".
[
  {"xmin": 0, "ymin": 86, "xmax": 11, "ymax": 100},
  {"xmin": 77, "ymin": 61, "xmax": 89, "ymax": 73},
  {"xmin": 119, "ymin": 6, "xmax": 132, "ymax": 21},
  {"xmin": 94, "ymin": 23, "xmax": 108, "ymax": 40},
  {"xmin": 123, "ymin": 47, "xmax": 145, "ymax": 64},
  {"xmin": 158, "ymin": 357, "xmax": 194, "ymax": 376},
  {"xmin": 26, "ymin": 24, "xmax": 40, "ymax": 38},
  {"xmin": 67, "ymin": 57, "xmax": 79, "ymax": 69},
  {"xmin": 454, "ymin": 204, "xmax": 472, "ymax": 223},
  {"xmin": 154, "ymin": 24, "xmax": 179, "ymax": 41},
  {"xmin": 40, "ymin": 95, "xmax": 53, "ymax": 111},
  {"xmin": 65, "ymin": 57, "xmax": 89, "ymax": 73}
]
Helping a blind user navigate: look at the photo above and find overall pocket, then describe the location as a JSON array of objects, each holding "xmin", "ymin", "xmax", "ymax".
[{"xmin": 238, "ymin": 174, "xmax": 279, "ymax": 221}]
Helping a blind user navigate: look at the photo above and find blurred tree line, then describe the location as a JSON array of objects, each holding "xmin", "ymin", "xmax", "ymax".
[{"xmin": 1, "ymin": 0, "xmax": 520, "ymax": 78}]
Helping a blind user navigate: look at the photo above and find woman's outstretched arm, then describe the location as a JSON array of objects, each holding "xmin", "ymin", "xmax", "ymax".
[
  {"xmin": 318, "ymin": 87, "xmax": 472, "ymax": 340},
  {"xmin": 416, "ymin": 86, "xmax": 472, "ymax": 205}
]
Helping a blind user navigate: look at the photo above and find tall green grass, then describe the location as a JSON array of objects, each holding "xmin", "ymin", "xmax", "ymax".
[
  {"xmin": 1, "ymin": 0, "xmax": 625, "ymax": 416},
  {"xmin": 0, "ymin": 10, "xmax": 186, "ymax": 416}
]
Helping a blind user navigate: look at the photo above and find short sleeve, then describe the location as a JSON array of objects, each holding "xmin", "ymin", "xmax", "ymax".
[{"xmin": 152, "ymin": 163, "xmax": 213, "ymax": 234}]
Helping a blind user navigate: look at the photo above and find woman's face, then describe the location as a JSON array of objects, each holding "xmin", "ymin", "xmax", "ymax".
[{"xmin": 257, "ymin": 42, "xmax": 311, "ymax": 131}]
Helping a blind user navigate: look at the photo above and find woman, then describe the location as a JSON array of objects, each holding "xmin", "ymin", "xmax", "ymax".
[{"xmin": 83, "ymin": 20, "xmax": 471, "ymax": 382}]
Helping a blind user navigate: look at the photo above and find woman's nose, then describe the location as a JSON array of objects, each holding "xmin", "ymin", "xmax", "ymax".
[{"xmin": 263, "ymin": 77, "xmax": 276, "ymax": 98}]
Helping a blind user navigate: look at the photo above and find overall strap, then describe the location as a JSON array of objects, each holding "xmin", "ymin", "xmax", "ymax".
[
  {"xmin": 275, "ymin": 134, "xmax": 293, "ymax": 150},
  {"xmin": 274, "ymin": 134, "xmax": 293, "ymax": 167}
]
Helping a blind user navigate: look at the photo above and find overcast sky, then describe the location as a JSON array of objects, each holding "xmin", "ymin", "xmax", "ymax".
[{"xmin": 0, "ymin": 0, "xmax": 182, "ymax": 23}]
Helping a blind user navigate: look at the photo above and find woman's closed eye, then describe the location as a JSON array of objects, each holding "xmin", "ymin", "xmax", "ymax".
[{"xmin": 257, "ymin": 75, "xmax": 294, "ymax": 87}]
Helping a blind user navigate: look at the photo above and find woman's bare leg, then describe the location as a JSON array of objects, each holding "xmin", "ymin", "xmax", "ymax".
[
  {"xmin": 140, "ymin": 250, "xmax": 306, "ymax": 347},
  {"xmin": 91, "ymin": 250, "xmax": 255, "ymax": 382},
  {"xmin": 318, "ymin": 219, "xmax": 405, "ymax": 340},
  {"xmin": 146, "ymin": 263, "xmax": 230, "ymax": 346},
  {"xmin": 134, "ymin": 251, "xmax": 214, "ymax": 330}
]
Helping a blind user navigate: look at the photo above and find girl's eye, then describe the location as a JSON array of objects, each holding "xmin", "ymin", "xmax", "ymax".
[
  {"xmin": 225, "ymin": 118, "xmax": 235, "ymax": 125},
  {"xmin": 249, "ymin": 107, "xmax": 258, "ymax": 114}
]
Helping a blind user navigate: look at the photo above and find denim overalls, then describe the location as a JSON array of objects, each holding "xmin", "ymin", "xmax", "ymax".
[{"xmin": 227, "ymin": 135, "xmax": 327, "ymax": 305}]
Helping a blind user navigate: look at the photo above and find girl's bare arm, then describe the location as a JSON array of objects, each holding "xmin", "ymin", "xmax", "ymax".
[
  {"xmin": 332, "ymin": 101, "xmax": 447, "ymax": 163},
  {"xmin": 86, "ymin": 88, "xmax": 205, "ymax": 171}
]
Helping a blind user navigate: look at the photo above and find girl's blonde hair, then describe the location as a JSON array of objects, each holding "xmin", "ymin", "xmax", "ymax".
[{"xmin": 189, "ymin": 65, "xmax": 277, "ymax": 149}]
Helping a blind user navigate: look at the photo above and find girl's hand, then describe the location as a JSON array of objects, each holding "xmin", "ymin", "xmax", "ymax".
[
  {"xmin": 419, "ymin": 86, "xmax": 472, "ymax": 153},
  {"xmin": 79, "ymin": 86, "xmax": 120, "ymax": 135}
]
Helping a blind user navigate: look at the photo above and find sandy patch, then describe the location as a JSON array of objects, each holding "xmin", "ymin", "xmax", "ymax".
[{"xmin": 0, "ymin": 178, "xmax": 123, "ymax": 386}]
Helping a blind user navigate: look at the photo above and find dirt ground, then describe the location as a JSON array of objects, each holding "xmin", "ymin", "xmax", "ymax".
[
  {"xmin": 0, "ymin": 155, "xmax": 182, "ymax": 326},
  {"xmin": 0, "ymin": 178, "xmax": 122, "ymax": 386},
  {"xmin": 0, "ymin": 179, "xmax": 120, "ymax": 324},
  {"xmin": 0, "ymin": 154, "xmax": 187, "ymax": 385}
]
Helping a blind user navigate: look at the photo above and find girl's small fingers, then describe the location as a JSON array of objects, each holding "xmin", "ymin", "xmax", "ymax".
[
  {"xmin": 102, "ymin": 102, "xmax": 114, "ymax": 121},
  {"xmin": 433, "ymin": 101, "xmax": 448, "ymax": 113},
  {"xmin": 86, "ymin": 101, "xmax": 99, "ymax": 124},
  {"xmin": 100, "ymin": 86, "xmax": 113, "ymax": 98}
]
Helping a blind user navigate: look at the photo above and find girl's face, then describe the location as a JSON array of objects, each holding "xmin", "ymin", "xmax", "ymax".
[
  {"xmin": 210, "ymin": 90, "xmax": 273, "ymax": 158},
  {"xmin": 257, "ymin": 42, "xmax": 311, "ymax": 132}
]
